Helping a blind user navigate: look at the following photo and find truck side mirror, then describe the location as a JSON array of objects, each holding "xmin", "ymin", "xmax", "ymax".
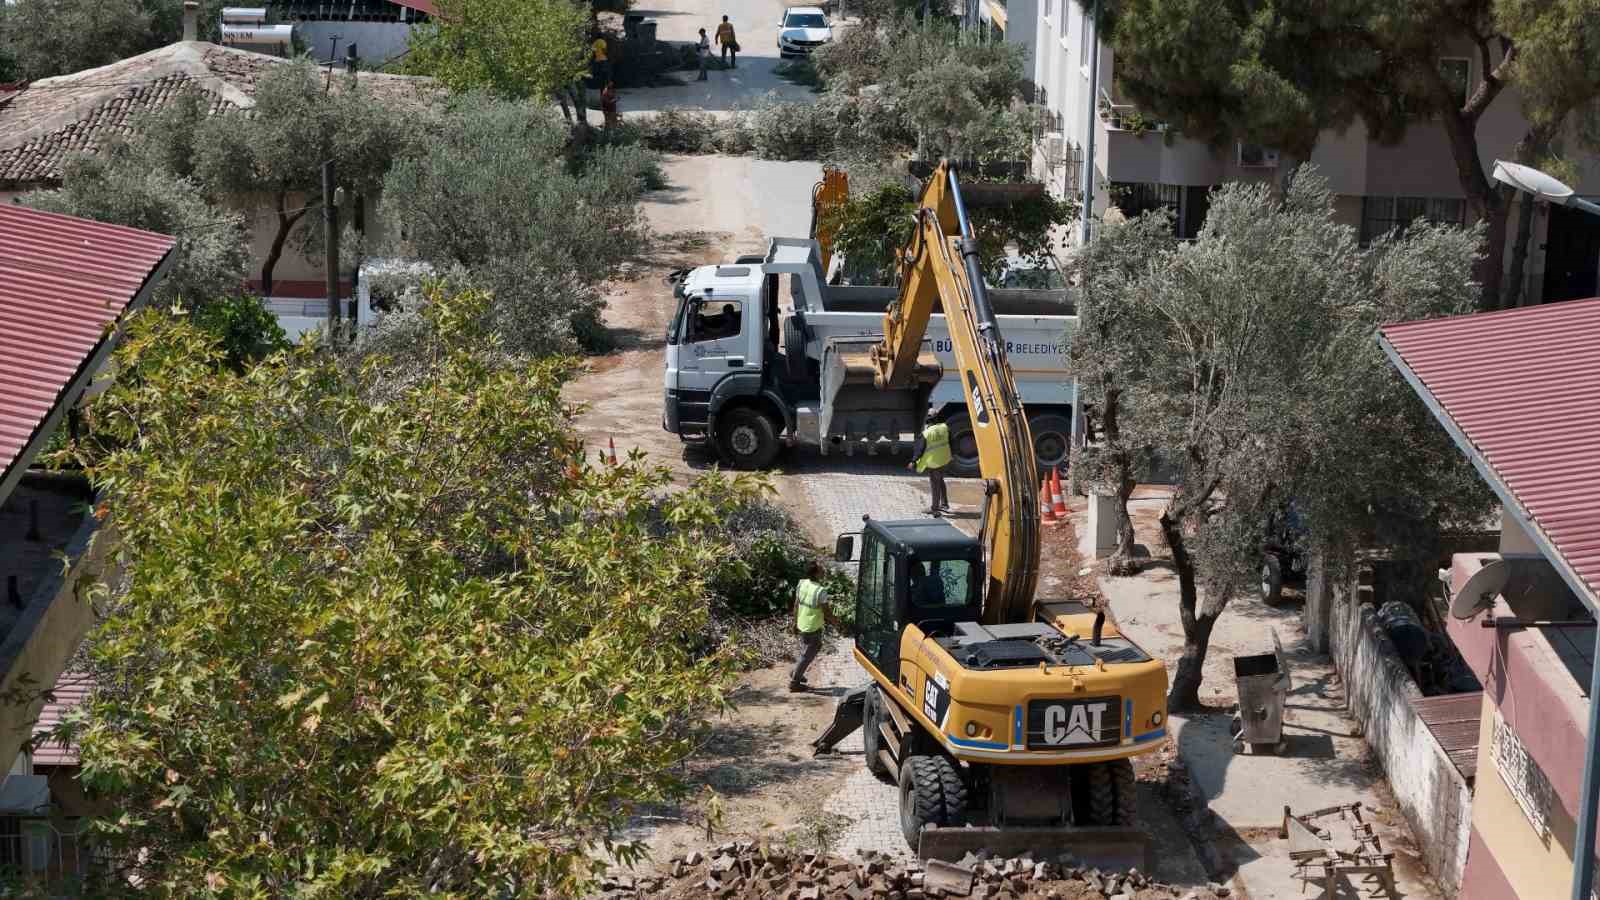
[{"xmin": 834, "ymin": 534, "xmax": 855, "ymax": 562}]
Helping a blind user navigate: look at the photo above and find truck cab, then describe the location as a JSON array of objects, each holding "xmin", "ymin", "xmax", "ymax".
[{"xmin": 663, "ymin": 263, "xmax": 793, "ymax": 468}]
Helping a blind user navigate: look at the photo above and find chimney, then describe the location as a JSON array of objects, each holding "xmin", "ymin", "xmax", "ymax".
[{"xmin": 182, "ymin": 0, "xmax": 200, "ymax": 41}]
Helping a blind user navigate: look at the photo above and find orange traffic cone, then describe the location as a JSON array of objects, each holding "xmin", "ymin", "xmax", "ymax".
[
  {"xmin": 1050, "ymin": 467, "xmax": 1069, "ymax": 522},
  {"xmin": 1040, "ymin": 473, "xmax": 1059, "ymax": 523},
  {"xmin": 608, "ymin": 437, "xmax": 619, "ymax": 466}
]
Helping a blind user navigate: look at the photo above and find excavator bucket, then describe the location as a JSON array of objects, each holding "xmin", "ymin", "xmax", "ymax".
[
  {"xmin": 812, "ymin": 687, "xmax": 866, "ymax": 755},
  {"xmin": 918, "ymin": 825, "xmax": 1151, "ymax": 871}
]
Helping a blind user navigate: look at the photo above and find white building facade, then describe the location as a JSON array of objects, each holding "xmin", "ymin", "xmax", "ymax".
[{"xmin": 1028, "ymin": 2, "xmax": 1600, "ymax": 304}]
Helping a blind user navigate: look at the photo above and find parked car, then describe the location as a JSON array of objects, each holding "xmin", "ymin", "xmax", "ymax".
[
  {"xmin": 1262, "ymin": 504, "xmax": 1308, "ymax": 605},
  {"xmin": 991, "ymin": 254, "xmax": 1068, "ymax": 291},
  {"xmin": 777, "ymin": 6, "xmax": 833, "ymax": 56}
]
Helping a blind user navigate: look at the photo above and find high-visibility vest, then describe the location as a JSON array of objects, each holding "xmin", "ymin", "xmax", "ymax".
[
  {"xmin": 592, "ymin": 38, "xmax": 608, "ymax": 61},
  {"xmin": 795, "ymin": 579, "xmax": 826, "ymax": 633},
  {"xmin": 916, "ymin": 422, "xmax": 951, "ymax": 472}
]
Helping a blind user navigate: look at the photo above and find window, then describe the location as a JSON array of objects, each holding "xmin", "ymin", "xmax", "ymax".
[
  {"xmin": 1491, "ymin": 708, "xmax": 1554, "ymax": 839},
  {"xmin": 1108, "ymin": 182, "xmax": 1214, "ymax": 239},
  {"xmin": 1360, "ymin": 196, "xmax": 1466, "ymax": 244},
  {"xmin": 784, "ymin": 11, "xmax": 827, "ymax": 27},
  {"xmin": 909, "ymin": 559, "xmax": 974, "ymax": 609},
  {"xmin": 1078, "ymin": 9, "xmax": 1091, "ymax": 68},
  {"xmin": 689, "ymin": 299, "xmax": 742, "ymax": 343},
  {"xmin": 1439, "ymin": 57, "xmax": 1471, "ymax": 109},
  {"xmin": 854, "ymin": 535, "xmax": 898, "ymax": 672}
]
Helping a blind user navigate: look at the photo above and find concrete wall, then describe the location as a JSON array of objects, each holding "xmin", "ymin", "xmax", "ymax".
[
  {"xmin": 1324, "ymin": 568, "xmax": 1474, "ymax": 895},
  {"xmin": 296, "ymin": 21, "xmax": 417, "ymax": 66},
  {"xmin": 0, "ymin": 514, "xmax": 107, "ymax": 771},
  {"xmin": 1462, "ymin": 691, "xmax": 1584, "ymax": 900}
]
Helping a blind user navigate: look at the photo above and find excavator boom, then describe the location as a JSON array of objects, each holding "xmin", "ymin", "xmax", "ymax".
[{"xmin": 869, "ymin": 162, "xmax": 1040, "ymax": 626}]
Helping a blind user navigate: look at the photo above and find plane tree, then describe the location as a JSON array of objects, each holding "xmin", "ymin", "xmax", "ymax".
[{"xmin": 58, "ymin": 285, "xmax": 759, "ymax": 896}]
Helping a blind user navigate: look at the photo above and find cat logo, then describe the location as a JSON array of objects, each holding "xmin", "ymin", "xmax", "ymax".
[
  {"xmin": 1028, "ymin": 697, "xmax": 1119, "ymax": 749},
  {"xmin": 964, "ymin": 371, "xmax": 990, "ymax": 425}
]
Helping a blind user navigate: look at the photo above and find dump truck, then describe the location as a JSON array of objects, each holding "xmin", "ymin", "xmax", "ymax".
[
  {"xmin": 808, "ymin": 161, "xmax": 1169, "ymax": 866},
  {"xmin": 662, "ymin": 237, "xmax": 1076, "ymax": 473}
]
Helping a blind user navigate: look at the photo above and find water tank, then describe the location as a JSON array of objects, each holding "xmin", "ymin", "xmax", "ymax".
[
  {"xmin": 221, "ymin": 23, "xmax": 293, "ymax": 48},
  {"xmin": 221, "ymin": 7, "xmax": 268, "ymax": 24}
]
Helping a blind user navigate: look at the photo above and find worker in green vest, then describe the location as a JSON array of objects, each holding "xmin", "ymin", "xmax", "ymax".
[
  {"xmin": 909, "ymin": 409, "xmax": 952, "ymax": 516},
  {"xmin": 790, "ymin": 561, "xmax": 830, "ymax": 692}
]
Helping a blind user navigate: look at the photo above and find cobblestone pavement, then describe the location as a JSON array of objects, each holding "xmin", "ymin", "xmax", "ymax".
[{"xmin": 794, "ymin": 459, "xmax": 984, "ymax": 860}]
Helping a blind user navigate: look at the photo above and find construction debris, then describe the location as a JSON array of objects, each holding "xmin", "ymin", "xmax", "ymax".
[
  {"xmin": 1280, "ymin": 803, "xmax": 1396, "ymax": 900},
  {"xmin": 598, "ymin": 842, "xmax": 1229, "ymax": 900}
]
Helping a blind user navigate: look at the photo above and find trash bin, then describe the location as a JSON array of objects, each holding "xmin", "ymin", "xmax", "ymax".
[{"xmin": 1230, "ymin": 628, "xmax": 1291, "ymax": 755}]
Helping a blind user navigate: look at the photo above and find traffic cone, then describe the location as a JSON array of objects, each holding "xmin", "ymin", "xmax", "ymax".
[
  {"xmin": 1040, "ymin": 473, "xmax": 1059, "ymax": 523},
  {"xmin": 1050, "ymin": 467, "xmax": 1069, "ymax": 521},
  {"xmin": 608, "ymin": 437, "xmax": 619, "ymax": 466}
]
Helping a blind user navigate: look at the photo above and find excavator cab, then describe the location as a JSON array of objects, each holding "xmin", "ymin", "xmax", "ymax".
[{"xmin": 835, "ymin": 518, "xmax": 982, "ymax": 684}]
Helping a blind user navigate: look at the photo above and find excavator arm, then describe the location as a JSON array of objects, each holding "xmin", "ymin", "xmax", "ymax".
[{"xmin": 870, "ymin": 161, "xmax": 1040, "ymax": 626}]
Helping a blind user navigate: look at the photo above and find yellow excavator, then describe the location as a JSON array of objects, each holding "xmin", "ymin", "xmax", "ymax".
[{"xmin": 815, "ymin": 161, "xmax": 1169, "ymax": 864}]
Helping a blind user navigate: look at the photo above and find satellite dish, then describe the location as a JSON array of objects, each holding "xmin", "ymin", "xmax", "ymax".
[
  {"xmin": 1492, "ymin": 160, "xmax": 1578, "ymax": 205},
  {"xmin": 1449, "ymin": 555, "xmax": 1552, "ymax": 620}
]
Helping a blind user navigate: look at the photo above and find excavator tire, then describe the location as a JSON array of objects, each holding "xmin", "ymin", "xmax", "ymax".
[
  {"xmin": 862, "ymin": 686, "xmax": 892, "ymax": 781},
  {"xmin": 1111, "ymin": 759, "xmax": 1137, "ymax": 826},
  {"xmin": 1086, "ymin": 762, "xmax": 1115, "ymax": 826},
  {"xmin": 899, "ymin": 754, "xmax": 968, "ymax": 848}
]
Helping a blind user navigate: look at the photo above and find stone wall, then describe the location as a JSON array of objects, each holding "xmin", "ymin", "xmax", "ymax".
[{"xmin": 1323, "ymin": 567, "xmax": 1473, "ymax": 896}]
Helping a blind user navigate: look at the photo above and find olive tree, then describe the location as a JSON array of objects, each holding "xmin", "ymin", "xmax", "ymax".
[
  {"xmin": 1073, "ymin": 170, "xmax": 1492, "ymax": 708},
  {"xmin": 377, "ymin": 93, "xmax": 655, "ymax": 354},
  {"xmin": 22, "ymin": 152, "xmax": 251, "ymax": 307},
  {"xmin": 59, "ymin": 285, "xmax": 757, "ymax": 896}
]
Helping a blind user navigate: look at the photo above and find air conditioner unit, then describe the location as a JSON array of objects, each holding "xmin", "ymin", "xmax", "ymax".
[{"xmin": 1237, "ymin": 143, "xmax": 1281, "ymax": 168}]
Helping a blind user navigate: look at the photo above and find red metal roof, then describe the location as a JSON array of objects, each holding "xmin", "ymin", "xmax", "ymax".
[
  {"xmin": 387, "ymin": 0, "xmax": 439, "ymax": 15},
  {"xmin": 30, "ymin": 672, "xmax": 91, "ymax": 768},
  {"xmin": 1380, "ymin": 298, "xmax": 1600, "ymax": 605},
  {"xmin": 0, "ymin": 204, "xmax": 175, "ymax": 491}
]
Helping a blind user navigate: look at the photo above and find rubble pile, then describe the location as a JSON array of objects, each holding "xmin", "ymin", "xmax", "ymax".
[{"xmin": 599, "ymin": 843, "xmax": 1230, "ymax": 900}]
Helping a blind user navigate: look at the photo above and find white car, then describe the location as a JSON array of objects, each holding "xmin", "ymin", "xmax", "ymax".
[{"xmin": 777, "ymin": 6, "xmax": 833, "ymax": 56}]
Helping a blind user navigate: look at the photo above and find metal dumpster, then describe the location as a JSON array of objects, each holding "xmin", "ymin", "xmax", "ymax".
[{"xmin": 1230, "ymin": 628, "xmax": 1292, "ymax": 755}]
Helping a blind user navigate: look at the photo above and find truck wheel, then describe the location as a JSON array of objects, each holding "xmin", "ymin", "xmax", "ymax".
[
  {"xmin": 942, "ymin": 412, "xmax": 980, "ymax": 477},
  {"xmin": 715, "ymin": 408, "xmax": 780, "ymax": 470},
  {"xmin": 782, "ymin": 317, "xmax": 809, "ymax": 382},
  {"xmin": 1110, "ymin": 759, "xmax": 1137, "ymax": 826},
  {"xmin": 862, "ymin": 686, "xmax": 892, "ymax": 781},
  {"xmin": 1261, "ymin": 555, "xmax": 1285, "ymax": 605},
  {"xmin": 898, "ymin": 754, "xmax": 968, "ymax": 849},
  {"xmin": 1027, "ymin": 413, "xmax": 1073, "ymax": 472}
]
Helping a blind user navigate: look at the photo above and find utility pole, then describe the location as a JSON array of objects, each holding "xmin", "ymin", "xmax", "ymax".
[
  {"xmin": 1069, "ymin": 0, "xmax": 1102, "ymax": 487},
  {"xmin": 323, "ymin": 160, "xmax": 340, "ymax": 345}
]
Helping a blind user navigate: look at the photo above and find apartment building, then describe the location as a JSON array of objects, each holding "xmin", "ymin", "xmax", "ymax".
[{"xmin": 1030, "ymin": 1, "xmax": 1600, "ymax": 305}]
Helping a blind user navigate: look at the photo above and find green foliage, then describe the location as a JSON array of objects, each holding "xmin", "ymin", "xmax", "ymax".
[
  {"xmin": 406, "ymin": 0, "xmax": 589, "ymax": 101},
  {"xmin": 0, "ymin": 0, "xmax": 222, "ymax": 79},
  {"xmin": 376, "ymin": 93, "xmax": 653, "ymax": 356},
  {"xmin": 703, "ymin": 503, "xmax": 826, "ymax": 619},
  {"xmin": 1071, "ymin": 169, "xmax": 1493, "ymax": 707},
  {"xmin": 62, "ymin": 284, "xmax": 757, "ymax": 896},
  {"xmin": 821, "ymin": 180, "xmax": 1076, "ymax": 283},
  {"xmin": 21, "ymin": 153, "xmax": 251, "ymax": 308},
  {"xmin": 774, "ymin": 58, "xmax": 824, "ymax": 90},
  {"xmin": 190, "ymin": 293, "xmax": 290, "ymax": 370}
]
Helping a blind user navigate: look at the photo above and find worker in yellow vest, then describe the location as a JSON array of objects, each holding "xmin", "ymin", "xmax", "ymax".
[
  {"xmin": 910, "ymin": 410, "xmax": 951, "ymax": 516},
  {"xmin": 790, "ymin": 561, "xmax": 830, "ymax": 692}
]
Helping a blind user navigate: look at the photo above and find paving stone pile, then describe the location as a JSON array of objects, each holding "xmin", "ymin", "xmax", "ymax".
[{"xmin": 598, "ymin": 842, "xmax": 1230, "ymax": 900}]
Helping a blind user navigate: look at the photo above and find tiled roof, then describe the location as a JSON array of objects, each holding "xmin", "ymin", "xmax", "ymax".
[
  {"xmin": 30, "ymin": 672, "xmax": 91, "ymax": 768},
  {"xmin": 1379, "ymin": 297, "xmax": 1600, "ymax": 608},
  {"xmin": 0, "ymin": 42, "xmax": 437, "ymax": 187},
  {"xmin": 0, "ymin": 204, "xmax": 175, "ymax": 495}
]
